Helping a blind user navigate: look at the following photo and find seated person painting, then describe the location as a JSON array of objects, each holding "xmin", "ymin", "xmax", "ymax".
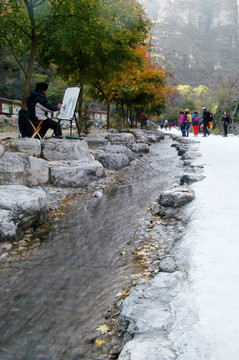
[{"xmin": 26, "ymin": 82, "xmax": 63, "ymax": 139}]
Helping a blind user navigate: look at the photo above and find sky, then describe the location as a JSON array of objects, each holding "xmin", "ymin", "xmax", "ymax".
[{"xmin": 168, "ymin": 130, "xmax": 239, "ymax": 359}]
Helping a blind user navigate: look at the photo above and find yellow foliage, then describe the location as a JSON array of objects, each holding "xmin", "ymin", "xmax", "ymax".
[{"xmin": 95, "ymin": 339, "xmax": 104, "ymax": 347}]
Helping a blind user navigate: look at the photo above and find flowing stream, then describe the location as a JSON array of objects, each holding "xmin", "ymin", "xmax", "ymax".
[{"xmin": 0, "ymin": 138, "xmax": 182, "ymax": 360}]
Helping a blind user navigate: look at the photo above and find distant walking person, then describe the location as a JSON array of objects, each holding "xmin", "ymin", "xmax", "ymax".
[
  {"xmin": 202, "ymin": 107, "xmax": 213, "ymax": 137},
  {"xmin": 180, "ymin": 111, "xmax": 186, "ymax": 136},
  {"xmin": 27, "ymin": 82, "xmax": 62, "ymax": 139},
  {"xmin": 192, "ymin": 111, "xmax": 200, "ymax": 136},
  {"xmin": 185, "ymin": 109, "xmax": 192, "ymax": 137},
  {"xmin": 222, "ymin": 111, "xmax": 230, "ymax": 137}
]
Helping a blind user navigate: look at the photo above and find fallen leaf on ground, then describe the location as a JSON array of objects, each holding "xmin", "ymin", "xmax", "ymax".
[
  {"xmin": 96, "ymin": 324, "xmax": 110, "ymax": 334},
  {"xmin": 95, "ymin": 339, "xmax": 104, "ymax": 347}
]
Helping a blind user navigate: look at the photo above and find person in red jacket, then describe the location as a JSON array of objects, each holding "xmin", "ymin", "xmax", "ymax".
[{"xmin": 192, "ymin": 111, "xmax": 200, "ymax": 136}]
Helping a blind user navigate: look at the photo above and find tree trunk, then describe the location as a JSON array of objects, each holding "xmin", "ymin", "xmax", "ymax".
[
  {"xmin": 106, "ymin": 97, "xmax": 110, "ymax": 130},
  {"xmin": 21, "ymin": 39, "xmax": 38, "ymax": 109},
  {"xmin": 95, "ymin": 82, "xmax": 111, "ymax": 129},
  {"xmin": 77, "ymin": 67, "xmax": 85, "ymax": 135},
  {"xmin": 130, "ymin": 106, "xmax": 133, "ymax": 127},
  {"xmin": 121, "ymin": 100, "xmax": 125, "ymax": 125}
]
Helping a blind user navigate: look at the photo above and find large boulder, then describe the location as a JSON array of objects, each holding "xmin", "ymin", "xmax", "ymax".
[
  {"xmin": 0, "ymin": 152, "xmax": 30, "ymax": 186},
  {"xmin": 131, "ymin": 129, "xmax": 163, "ymax": 144},
  {"xmin": 0, "ymin": 185, "xmax": 47, "ymax": 241},
  {"xmin": 41, "ymin": 138, "xmax": 92, "ymax": 161},
  {"xmin": 145, "ymin": 120, "xmax": 164, "ymax": 140},
  {"xmin": 49, "ymin": 160, "xmax": 104, "ymax": 187},
  {"xmin": 130, "ymin": 129, "xmax": 150, "ymax": 144},
  {"xmin": 103, "ymin": 145, "xmax": 136, "ymax": 161},
  {"xmin": 105, "ymin": 133, "xmax": 135, "ymax": 146},
  {"xmin": 96, "ymin": 153, "xmax": 131, "ymax": 170},
  {"xmin": 0, "ymin": 152, "xmax": 49, "ymax": 186},
  {"xmin": 50, "ymin": 166, "xmax": 88, "ymax": 188},
  {"xmin": 6, "ymin": 138, "xmax": 41, "ymax": 157},
  {"xmin": 158, "ymin": 187, "xmax": 195, "ymax": 208}
]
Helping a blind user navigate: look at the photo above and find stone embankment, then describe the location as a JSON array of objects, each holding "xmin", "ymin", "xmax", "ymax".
[
  {"xmin": 0, "ymin": 122, "xmax": 163, "ymax": 245},
  {"xmin": 117, "ymin": 134, "xmax": 205, "ymax": 360}
]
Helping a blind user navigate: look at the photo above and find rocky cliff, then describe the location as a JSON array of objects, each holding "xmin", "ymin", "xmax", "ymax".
[{"xmin": 139, "ymin": 0, "xmax": 239, "ymax": 86}]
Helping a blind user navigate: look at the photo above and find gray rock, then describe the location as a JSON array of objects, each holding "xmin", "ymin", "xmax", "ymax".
[
  {"xmin": 119, "ymin": 272, "xmax": 186, "ymax": 359},
  {"xmin": 178, "ymin": 138, "xmax": 200, "ymax": 144},
  {"xmin": 130, "ymin": 129, "xmax": 150, "ymax": 143},
  {"xmin": 0, "ymin": 152, "xmax": 30, "ymax": 186},
  {"xmin": 128, "ymin": 143, "xmax": 149, "ymax": 154},
  {"xmin": 119, "ymin": 332, "xmax": 176, "ymax": 360},
  {"xmin": 181, "ymin": 151, "xmax": 201, "ymax": 160},
  {"xmin": 0, "ymin": 185, "xmax": 47, "ymax": 241},
  {"xmin": 6, "ymin": 138, "xmax": 41, "ymax": 157},
  {"xmin": 159, "ymin": 257, "xmax": 176, "ymax": 273},
  {"xmin": 103, "ymin": 145, "xmax": 136, "ymax": 161},
  {"xmin": 158, "ymin": 187, "xmax": 195, "ymax": 208},
  {"xmin": 29, "ymin": 156, "xmax": 49, "ymax": 186},
  {"xmin": 145, "ymin": 120, "xmax": 159, "ymax": 132},
  {"xmin": 41, "ymin": 138, "xmax": 92, "ymax": 161},
  {"xmin": 85, "ymin": 137, "xmax": 108, "ymax": 147},
  {"xmin": 49, "ymin": 159, "xmax": 105, "ymax": 187},
  {"xmin": 0, "ymin": 209, "xmax": 17, "ymax": 240},
  {"xmin": 106, "ymin": 133, "xmax": 135, "ymax": 146},
  {"xmin": 0, "ymin": 144, "xmax": 4, "ymax": 158},
  {"xmin": 180, "ymin": 173, "xmax": 205, "ymax": 185},
  {"xmin": 96, "ymin": 153, "xmax": 130, "ymax": 170},
  {"xmin": 50, "ymin": 166, "xmax": 88, "ymax": 187},
  {"xmin": 0, "ymin": 152, "xmax": 49, "ymax": 187},
  {"xmin": 177, "ymin": 147, "xmax": 188, "ymax": 156},
  {"xmin": 121, "ymin": 294, "xmax": 172, "ymax": 334}
]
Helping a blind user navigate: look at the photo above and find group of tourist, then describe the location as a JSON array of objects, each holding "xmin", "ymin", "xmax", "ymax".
[{"xmin": 179, "ymin": 107, "xmax": 230, "ymax": 137}]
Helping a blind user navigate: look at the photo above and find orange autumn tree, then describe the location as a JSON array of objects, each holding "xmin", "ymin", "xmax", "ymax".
[{"xmin": 92, "ymin": 46, "xmax": 173, "ymax": 128}]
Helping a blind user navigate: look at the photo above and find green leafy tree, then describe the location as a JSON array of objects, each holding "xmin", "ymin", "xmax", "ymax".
[
  {"xmin": 216, "ymin": 75, "xmax": 239, "ymax": 130},
  {"xmin": 39, "ymin": 0, "xmax": 151, "ymax": 132},
  {"xmin": 0, "ymin": 0, "xmax": 64, "ymax": 107}
]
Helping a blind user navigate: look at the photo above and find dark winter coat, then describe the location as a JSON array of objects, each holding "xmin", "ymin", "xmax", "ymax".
[
  {"xmin": 222, "ymin": 115, "xmax": 230, "ymax": 125},
  {"xmin": 26, "ymin": 89, "xmax": 58, "ymax": 122},
  {"xmin": 202, "ymin": 110, "xmax": 211, "ymax": 124}
]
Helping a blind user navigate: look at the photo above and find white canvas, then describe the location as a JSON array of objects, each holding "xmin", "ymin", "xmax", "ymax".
[{"xmin": 58, "ymin": 87, "xmax": 80, "ymax": 120}]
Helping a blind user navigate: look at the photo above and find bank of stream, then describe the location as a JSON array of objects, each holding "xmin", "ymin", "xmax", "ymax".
[{"xmin": 0, "ymin": 137, "xmax": 183, "ymax": 360}]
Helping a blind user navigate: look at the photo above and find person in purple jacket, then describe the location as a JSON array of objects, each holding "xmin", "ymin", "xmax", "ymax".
[{"xmin": 27, "ymin": 82, "xmax": 63, "ymax": 138}]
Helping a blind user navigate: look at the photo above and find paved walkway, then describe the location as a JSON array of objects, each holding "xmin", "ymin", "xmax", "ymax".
[{"xmin": 170, "ymin": 133, "xmax": 239, "ymax": 359}]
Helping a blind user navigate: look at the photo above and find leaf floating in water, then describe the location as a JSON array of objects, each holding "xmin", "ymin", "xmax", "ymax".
[{"xmin": 96, "ymin": 324, "xmax": 109, "ymax": 334}]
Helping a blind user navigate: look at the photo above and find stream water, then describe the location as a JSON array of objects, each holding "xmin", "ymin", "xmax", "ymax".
[{"xmin": 0, "ymin": 138, "xmax": 182, "ymax": 360}]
